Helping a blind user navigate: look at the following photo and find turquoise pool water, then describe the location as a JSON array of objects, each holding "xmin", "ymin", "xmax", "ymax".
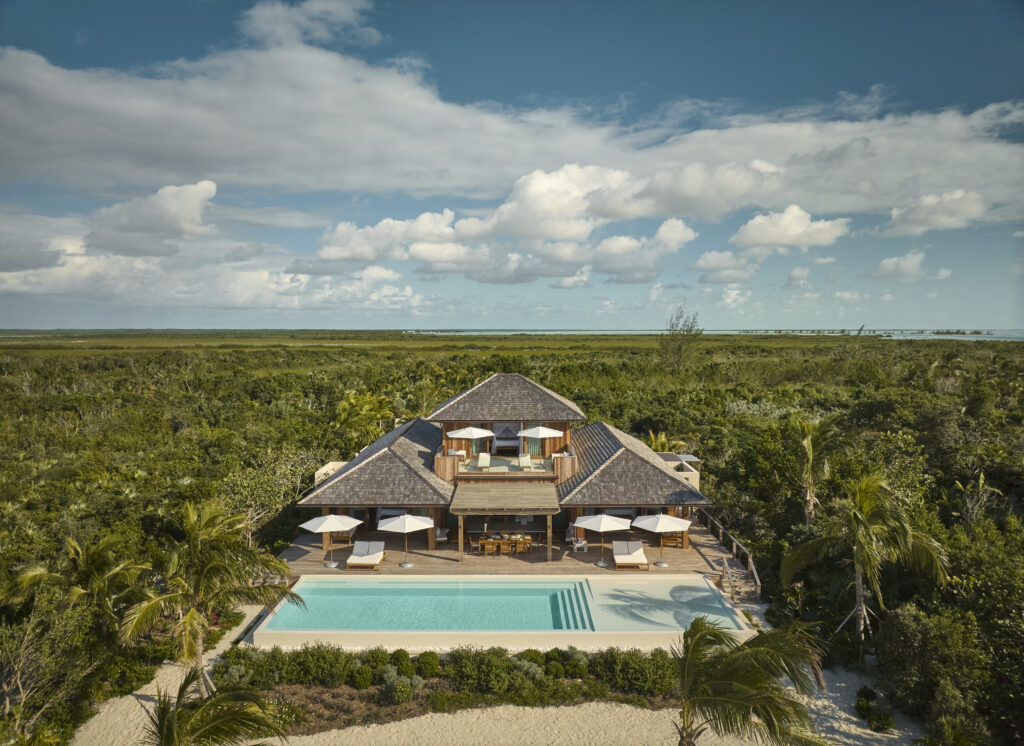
[
  {"xmin": 266, "ymin": 579, "xmax": 596, "ymax": 631},
  {"xmin": 265, "ymin": 576, "xmax": 745, "ymax": 633}
]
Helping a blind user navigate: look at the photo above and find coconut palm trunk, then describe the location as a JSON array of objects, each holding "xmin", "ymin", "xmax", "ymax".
[{"xmin": 854, "ymin": 564, "xmax": 867, "ymax": 641}]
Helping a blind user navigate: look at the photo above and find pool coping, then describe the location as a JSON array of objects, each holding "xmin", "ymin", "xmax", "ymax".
[{"xmin": 252, "ymin": 573, "xmax": 753, "ymax": 651}]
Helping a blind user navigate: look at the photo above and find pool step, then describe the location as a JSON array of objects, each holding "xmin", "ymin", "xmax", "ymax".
[{"xmin": 554, "ymin": 582, "xmax": 595, "ymax": 631}]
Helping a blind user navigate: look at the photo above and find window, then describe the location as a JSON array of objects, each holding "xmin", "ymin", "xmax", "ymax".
[{"xmin": 524, "ymin": 422, "xmax": 542, "ymax": 456}]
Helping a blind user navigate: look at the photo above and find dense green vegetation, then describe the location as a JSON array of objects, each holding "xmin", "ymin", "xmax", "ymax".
[{"xmin": 0, "ymin": 330, "xmax": 1021, "ymax": 743}]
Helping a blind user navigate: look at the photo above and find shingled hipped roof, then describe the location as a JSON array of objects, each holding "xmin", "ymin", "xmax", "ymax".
[
  {"xmin": 558, "ymin": 421, "xmax": 711, "ymax": 507},
  {"xmin": 427, "ymin": 373, "xmax": 586, "ymax": 423},
  {"xmin": 299, "ymin": 418, "xmax": 452, "ymax": 507}
]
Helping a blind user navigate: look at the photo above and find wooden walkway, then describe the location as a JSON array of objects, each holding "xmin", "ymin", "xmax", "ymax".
[{"xmin": 279, "ymin": 524, "xmax": 746, "ymax": 587}]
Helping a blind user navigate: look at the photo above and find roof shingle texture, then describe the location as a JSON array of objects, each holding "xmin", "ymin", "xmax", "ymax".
[
  {"xmin": 299, "ymin": 418, "xmax": 452, "ymax": 507},
  {"xmin": 558, "ymin": 421, "xmax": 711, "ymax": 507},
  {"xmin": 427, "ymin": 373, "xmax": 586, "ymax": 422}
]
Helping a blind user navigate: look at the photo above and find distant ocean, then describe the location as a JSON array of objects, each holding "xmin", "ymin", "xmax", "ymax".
[{"xmin": 408, "ymin": 329, "xmax": 1024, "ymax": 342}]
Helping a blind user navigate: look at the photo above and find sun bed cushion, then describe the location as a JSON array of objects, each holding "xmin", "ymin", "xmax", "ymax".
[
  {"xmin": 347, "ymin": 540, "xmax": 385, "ymax": 567},
  {"xmin": 613, "ymin": 541, "xmax": 648, "ymax": 567}
]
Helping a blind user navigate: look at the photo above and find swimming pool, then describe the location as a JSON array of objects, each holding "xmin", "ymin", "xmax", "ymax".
[{"xmin": 254, "ymin": 574, "xmax": 747, "ymax": 649}]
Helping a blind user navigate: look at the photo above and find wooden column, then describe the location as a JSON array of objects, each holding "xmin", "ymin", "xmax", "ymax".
[
  {"xmin": 427, "ymin": 508, "xmax": 437, "ymax": 550},
  {"xmin": 682, "ymin": 530, "xmax": 690, "ymax": 549},
  {"xmin": 458, "ymin": 515, "xmax": 464, "ymax": 562},
  {"xmin": 546, "ymin": 515, "xmax": 553, "ymax": 562},
  {"xmin": 321, "ymin": 507, "xmax": 330, "ymax": 551}
]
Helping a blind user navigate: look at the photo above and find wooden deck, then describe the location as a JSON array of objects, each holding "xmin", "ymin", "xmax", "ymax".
[{"xmin": 279, "ymin": 524, "xmax": 737, "ymax": 582}]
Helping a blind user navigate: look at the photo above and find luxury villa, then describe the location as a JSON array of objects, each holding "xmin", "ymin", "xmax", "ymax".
[
  {"xmin": 254, "ymin": 373, "xmax": 758, "ymax": 649},
  {"xmin": 298, "ymin": 373, "xmax": 711, "ymax": 564}
]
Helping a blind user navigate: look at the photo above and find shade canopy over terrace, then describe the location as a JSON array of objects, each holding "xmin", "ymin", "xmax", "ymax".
[
  {"xmin": 450, "ymin": 482, "xmax": 559, "ymax": 562},
  {"xmin": 377, "ymin": 513, "xmax": 434, "ymax": 568},
  {"xmin": 516, "ymin": 425, "xmax": 563, "ymax": 439},
  {"xmin": 446, "ymin": 426, "xmax": 495, "ymax": 440},
  {"xmin": 631, "ymin": 513, "xmax": 692, "ymax": 566},
  {"xmin": 573, "ymin": 513, "xmax": 632, "ymax": 568},
  {"xmin": 299, "ymin": 514, "xmax": 363, "ymax": 567}
]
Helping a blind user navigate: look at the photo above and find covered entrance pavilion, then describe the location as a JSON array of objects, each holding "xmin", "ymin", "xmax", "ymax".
[{"xmin": 449, "ymin": 482, "xmax": 560, "ymax": 561}]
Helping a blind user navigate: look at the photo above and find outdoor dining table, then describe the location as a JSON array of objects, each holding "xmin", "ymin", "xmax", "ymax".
[{"xmin": 478, "ymin": 534, "xmax": 533, "ymax": 555}]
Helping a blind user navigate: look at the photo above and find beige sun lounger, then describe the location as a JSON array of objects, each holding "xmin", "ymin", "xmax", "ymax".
[
  {"xmin": 476, "ymin": 452, "xmax": 490, "ymax": 472},
  {"xmin": 517, "ymin": 453, "xmax": 534, "ymax": 472},
  {"xmin": 613, "ymin": 540, "xmax": 649, "ymax": 570},
  {"xmin": 347, "ymin": 540, "xmax": 386, "ymax": 570}
]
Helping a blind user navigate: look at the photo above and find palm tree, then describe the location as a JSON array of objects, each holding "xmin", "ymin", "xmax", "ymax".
[
  {"xmin": 9, "ymin": 535, "xmax": 149, "ymax": 636},
  {"xmin": 646, "ymin": 430, "xmax": 687, "ymax": 453},
  {"xmin": 673, "ymin": 617, "xmax": 827, "ymax": 746},
  {"xmin": 142, "ymin": 664, "xmax": 285, "ymax": 745},
  {"xmin": 789, "ymin": 414, "xmax": 844, "ymax": 524},
  {"xmin": 781, "ymin": 474, "xmax": 948, "ymax": 641},
  {"xmin": 122, "ymin": 502, "xmax": 301, "ymax": 698}
]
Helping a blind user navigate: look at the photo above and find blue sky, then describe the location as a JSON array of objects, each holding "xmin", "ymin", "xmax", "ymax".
[{"xmin": 0, "ymin": 0, "xmax": 1022, "ymax": 329}]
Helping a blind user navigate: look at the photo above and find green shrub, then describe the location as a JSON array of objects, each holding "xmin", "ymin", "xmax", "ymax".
[
  {"xmin": 428, "ymin": 689, "xmax": 484, "ymax": 713},
  {"xmin": 544, "ymin": 647, "xmax": 565, "ymax": 665},
  {"xmin": 855, "ymin": 686, "xmax": 877, "ymax": 719},
  {"xmin": 351, "ymin": 664, "xmax": 373, "ymax": 690},
  {"xmin": 416, "ymin": 651, "xmax": 441, "ymax": 678},
  {"xmin": 477, "ymin": 648, "xmax": 512, "ymax": 694},
  {"xmin": 616, "ymin": 648, "xmax": 675, "ymax": 697},
  {"xmin": 380, "ymin": 664, "xmax": 399, "ymax": 686},
  {"xmin": 381, "ymin": 678, "xmax": 413, "ymax": 705},
  {"xmin": 868, "ymin": 710, "xmax": 895, "ymax": 733},
  {"xmin": 290, "ymin": 643, "xmax": 355, "ymax": 687},
  {"xmin": 565, "ymin": 648, "xmax": 588, "ymax": 673},
  {"xmin": 588, "ymin": 648, "xmax": 623, "ymax": 685},
  {"xmin": 564, "ymin": 658, "xmax": 588, "ymax": 679},
  {"xmin": 510, "ymin": 657, "xmax": 545, "ymax": 683},
  {"xmin": 409, "ymin": 674, "xmax": 425, "ymax": 691},
  {"xmin": 390, "ymin": 649, "xmax": 416, "ymax": 678},
  {"xmin": 545, "ymin": 660, "xmax": 565, "ymax": 678},
  {"xmin": 442, "ymin": 648, "xmax": 480, "ymax": 691},
  {"xmin": 515, "ymin": 649, "xmax": 546, "ymax": 667},
  {"xmin": 362, "ymin": 646, "xmax": 389, "ymax": 671}
]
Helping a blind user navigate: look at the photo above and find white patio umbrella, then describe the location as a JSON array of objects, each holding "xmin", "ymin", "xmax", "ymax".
[
  {"xmin": 572, "ymin": 514, "xmax": 632, "ymax": 568},
  {"xmin": 631, "ymin": 513, "xmax": 692, "ymax": 567},
  {"xmin": 378, "ymin": 514, "xmax": 435, "ymax": 568},
  {"xmin": 446, "ymin": 426, "xmax": 495, "ymax": 439},
  {"xmin": 516, "ymin": 426, "xmax": 564, "ymax": 439},
  {"xmin": 299, "ymin": 514, "xmax": 363, "ymax": 567}
]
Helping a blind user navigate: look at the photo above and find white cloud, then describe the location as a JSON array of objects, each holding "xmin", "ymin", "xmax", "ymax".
[
  {"xmin": 319, "ymin": 209, "xmax": 455, "ymax": 262},
  {"xmin": 550, "ymin": 265, "xmax": 592, "ymax": 289},
  {"xmin": 1014, "ymin": 230, "xmax": 1024, "ymax": 238},
  {"xmin": 240, "ymin": 0, "xmax": 382, "ymax": 48},
  {"xmin": 872, "ymin": 249, "xmax": 952, "ymax": 283},
  {"xmin": 884, "ymin": 190, "xmax": 987, "ymax": 236},
  {"xmin": 730, "ymin": 204, "xmax": 850, "ymax": 253},
  {"xmin": 1, "ymin": 37, "xmax": 1022, "ymax": 220},
  {"xmin": 835, "ymin": 291, "xmax": 861, "ymax": 301},
  {"xmin": 814, "ymin": 256, "xmax": 837, "ymax": 264},
  {"xmin": 722, "ymin": 284, "xmax": 751, "ymax": 307},
  {"xmin": 689, "ymin": 250, "xmax": 756, "ymax": 284},
  {"xmin": 882, "ymin": 292, "xmax": 895, "ymax": 302},
  {"xmin": 786, "ymin": 266, "xmax": 811, "ymax": 288}
]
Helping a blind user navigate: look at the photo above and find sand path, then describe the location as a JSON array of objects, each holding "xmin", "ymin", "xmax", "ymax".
[{"xmin": 71, "ymin": 606, "xmax": 264, "ymax": 746}]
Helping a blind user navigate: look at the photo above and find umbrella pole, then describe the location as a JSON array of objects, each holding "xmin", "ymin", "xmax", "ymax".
[{"xmin": 405, "ymin": 534, "xmax": 409, "ymax": 561}]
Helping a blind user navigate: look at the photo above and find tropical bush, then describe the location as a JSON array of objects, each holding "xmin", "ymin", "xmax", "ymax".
[{"xmin": 415, "ymin": 651, "xmax": 441, "ymax": 678}]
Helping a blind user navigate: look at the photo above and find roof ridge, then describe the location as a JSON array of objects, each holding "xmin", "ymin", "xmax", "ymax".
[
  {"xmin": 301, "ymin": 418, "xmax": 419, "ymax": 501},
  {"xmin": 559, "ymin": 421, "xmax": 624, "ymax": 500},
  {"xmin": 427, "ymin": 373, "xmax": 498, "ymax": 419}
]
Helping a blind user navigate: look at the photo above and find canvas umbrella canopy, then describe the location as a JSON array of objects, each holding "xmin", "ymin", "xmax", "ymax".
[
  {"xmin": 631, "ymin": 513, "xmax": 692, "ymax": 567},
  {"xmin": 572, "ymin": 514, "xmax": 632, "ymax": 568},
  {"xmin": 446, "ymin": 426, "xmax": 495, "ymax": 439},
  {"xmin": 377, "ymin": 514, "xmax": 434, "ymax": 568},
  {"xmin": 516, "ymin": 426, "xmax": 563, "ymax": 439},
  {"xmin": 299, "ymin": 514, "xmax": 363, "ymax": 567}
]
